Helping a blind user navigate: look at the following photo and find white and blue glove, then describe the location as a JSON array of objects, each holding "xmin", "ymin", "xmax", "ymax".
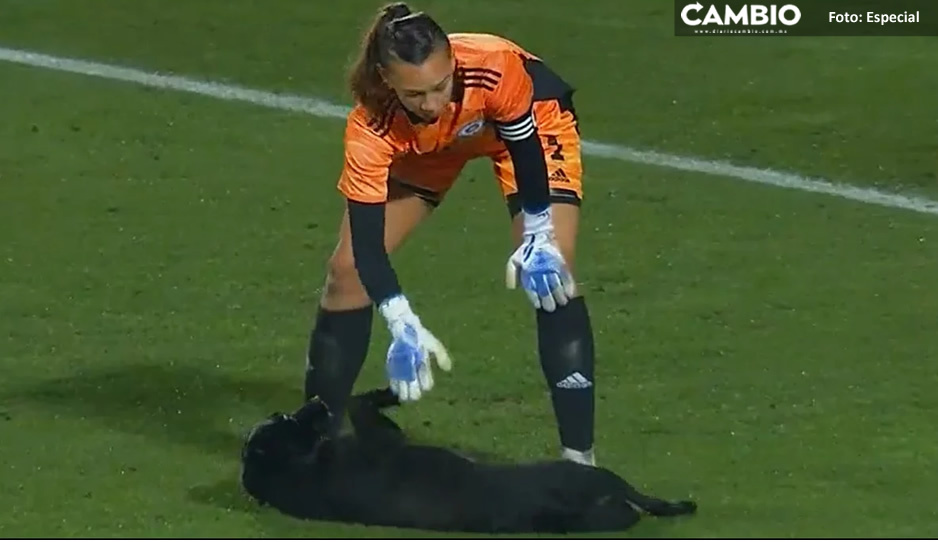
[
  {"xmin": 379, "ymin": 295, "xmax": 452, "ymax": 402},
  {"xmin": 506, "ymin": 207, "xmax": 577, "ymax": 312}
]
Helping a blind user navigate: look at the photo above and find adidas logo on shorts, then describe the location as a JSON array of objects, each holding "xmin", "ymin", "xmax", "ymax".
[
  {"xmin": 548, "ymin": 168, "xmax": 570, "ymax": 183},
  {"xmin": 556, "ymin": 371, "xmax": 593, "ymax": 389}
]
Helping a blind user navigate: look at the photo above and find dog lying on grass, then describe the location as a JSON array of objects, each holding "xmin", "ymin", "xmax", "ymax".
[{"xmin": 240, "ymin": 388, "xmax": 696, "ymax": 534}]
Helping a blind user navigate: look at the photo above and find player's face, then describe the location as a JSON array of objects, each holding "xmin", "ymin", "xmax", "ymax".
[{"xmin": 383, "ymin": 46, "xmax": 455, "ymax": 123}]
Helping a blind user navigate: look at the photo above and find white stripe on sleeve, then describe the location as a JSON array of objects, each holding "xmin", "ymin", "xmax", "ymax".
[{"xmin": 496, "ymin": 113, "xmax": 536, "ymax": 141}]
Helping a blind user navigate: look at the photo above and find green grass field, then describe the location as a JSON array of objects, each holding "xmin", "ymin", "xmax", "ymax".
[{"xmin": 2, "ymin": 0, "xmax": 937, "ymax": 537}]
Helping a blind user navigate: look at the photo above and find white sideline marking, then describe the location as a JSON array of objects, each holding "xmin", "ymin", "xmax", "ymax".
[{"xmin": 2, "ymin": 46, "xmax": 936, "ymax": 217}]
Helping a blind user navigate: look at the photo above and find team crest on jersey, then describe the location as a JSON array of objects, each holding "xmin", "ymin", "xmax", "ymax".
[{"xmin": 456, "ymin": 119, "xmax": 486, "ymax": 138}]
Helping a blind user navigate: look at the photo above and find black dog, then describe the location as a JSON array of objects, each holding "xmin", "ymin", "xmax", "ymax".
[{"xmin": 240, "ymin": 388, "xmax": 696, "ymax": 534}]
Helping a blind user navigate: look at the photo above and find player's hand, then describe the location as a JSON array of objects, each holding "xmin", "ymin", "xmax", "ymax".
[
  {"xmin": 379, "ymin": 295, "xmax": 452, "ymax": 402},
  {"xmin": 506, "ymin": 207, "xmax": 577, "ymax": 312}
]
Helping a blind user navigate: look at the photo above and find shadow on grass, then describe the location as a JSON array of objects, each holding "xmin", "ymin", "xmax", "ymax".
[
  {"xmin": 12, "ymin": 362, "xmax": 505, "ymax": 459},
  {"xmin": 10, "ymin": 362, "xmax": 296, "ymax": 458}
]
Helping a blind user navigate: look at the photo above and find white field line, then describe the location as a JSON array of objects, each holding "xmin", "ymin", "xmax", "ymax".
[{"xmin": 2, "ymin": 46, "xmax": 936, "ymax": 217}]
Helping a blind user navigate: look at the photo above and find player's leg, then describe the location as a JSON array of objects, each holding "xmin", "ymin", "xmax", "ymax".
[
  {"xmin": 497, "ymin": 99, "xmax": 596, "ymax": 466},
  {"xmin": 512, "ymin": 202, "xmax": 597, "ymax": 467},
  {"xmin": 306, "ymin": 149, "xmax": 466, "ymax": 433},
  {"xmin": 304, "ymin": 181, "xmax": 436, "ymax": 434}
]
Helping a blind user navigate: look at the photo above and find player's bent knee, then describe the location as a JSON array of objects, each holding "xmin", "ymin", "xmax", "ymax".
[{"xmin": 321, "ymin": 251, "xmax": 370, "ymax": 309}]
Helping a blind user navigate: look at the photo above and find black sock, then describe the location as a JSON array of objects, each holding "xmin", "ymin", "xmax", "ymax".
[
  {"xmin": 304, "ymin": 305, "xmax": 373, "ymax": 434},
  {"xmin": 536, "ymin": 296, "xmax": 596, "ymax": 452}
]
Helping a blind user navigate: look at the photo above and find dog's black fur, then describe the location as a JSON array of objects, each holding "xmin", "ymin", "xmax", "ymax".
[{"xmin": 240, "ymin": 388, "xmax": 696, "ymax": 534}]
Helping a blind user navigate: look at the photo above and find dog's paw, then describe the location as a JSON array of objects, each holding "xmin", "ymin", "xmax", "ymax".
[{"xmin": 358, "ymin": 388, "xmax": 401, "ymax": 409}]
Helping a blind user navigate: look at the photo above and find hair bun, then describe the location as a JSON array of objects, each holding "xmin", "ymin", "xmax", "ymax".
[{"xmin": 381, "ymin": 2, "xmax": 412, "ymax": 20}]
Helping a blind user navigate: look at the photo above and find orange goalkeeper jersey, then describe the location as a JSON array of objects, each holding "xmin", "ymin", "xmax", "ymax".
[{"xmin": 338, "ymin": 33, "xmax": 568, "ymax": 204}]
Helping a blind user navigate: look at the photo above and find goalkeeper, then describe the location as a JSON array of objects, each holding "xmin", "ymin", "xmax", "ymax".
[{"xmin": 304, "ymin": 2, "xmax": 598, "ymax": 467}]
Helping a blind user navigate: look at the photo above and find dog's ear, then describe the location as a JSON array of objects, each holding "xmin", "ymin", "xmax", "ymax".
[{"xmin": 242, "ymin": 413, "xmax": 301, "ymax": 463}]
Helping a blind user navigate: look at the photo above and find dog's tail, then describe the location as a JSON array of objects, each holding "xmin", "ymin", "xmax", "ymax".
[
  {"xmin": 620, "ymin": 479, "xmax": 697, "ymax": 517},
  {"xmin": 591, "ymin": 468, "xmax": 696, "ymax": 517}
]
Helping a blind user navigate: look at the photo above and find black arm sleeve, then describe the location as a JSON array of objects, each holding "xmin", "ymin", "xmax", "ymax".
[
  {"xmin": 347, "ymin": 200, "xmax": 402, "ymax": 306},
  {"xmin": 496, "ymin": 110, "xmax": 550, "ymax": 214}
]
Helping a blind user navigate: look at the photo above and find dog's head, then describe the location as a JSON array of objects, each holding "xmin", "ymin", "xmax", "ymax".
[{"xmin": 241, "ymin": 397, "xmax": 334, "ymax": 477}]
